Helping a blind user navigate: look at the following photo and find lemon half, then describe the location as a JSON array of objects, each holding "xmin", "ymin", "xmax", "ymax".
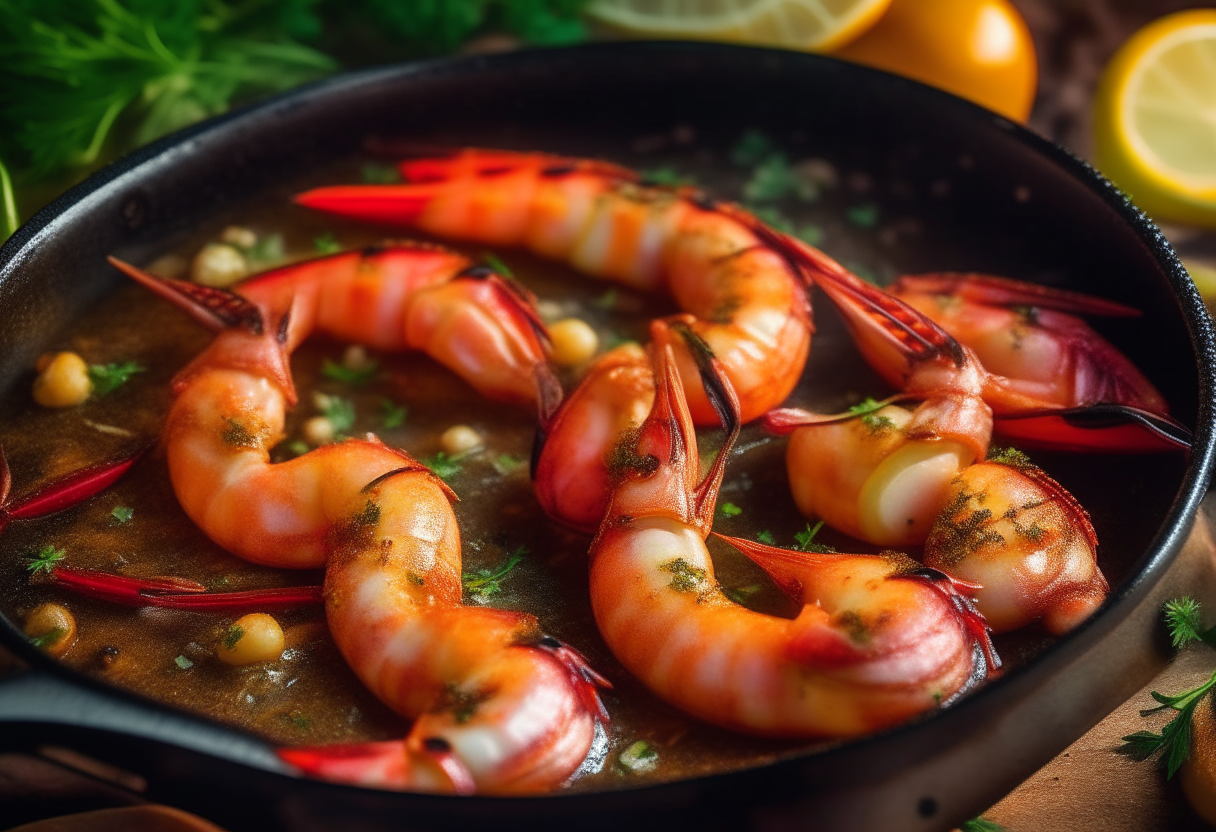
[
  {"xmin": 587, "ymin": 0, "xmax": 892, "ymax": 52},
  {"xmin": 1094, "ymin": 10, "xmax": 1216, "ymax": 228}
]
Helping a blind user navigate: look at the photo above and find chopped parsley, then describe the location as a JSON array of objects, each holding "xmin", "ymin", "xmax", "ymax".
[
  {"xmin": 317, "ymin": 394, "xmax": 355, "ymax": 436},
  {"xmin": 223, "ymin": 625, "xmax": 244, "ymax": 650},
  {"xmin": 795, "ymin": 521, "xmax": 836, "ymax": 553},
  {"xmin": 617, "ymin": 740, "xmax": 659, "ymax": 774},
  {"xmin": 960, "ymin": 818, "xmax": 1006, "ymax": 832},
  {"xmin": 361, "ymin": 163, "xmax": 402, "ymax": 184},
  {"xmin": 286, "ymin": 440, "xmax": 310, "ymax": 457},
  {"xmin": 483, "ymin": 253, "xmax": 513, "ymax": 277},
  {"xmin": 26, "ymin": 544, "xmax": 65, "ymax": 575},
  {"xmin": 845, "ymin": 203, "xmax": 880, "ymax": 228},
  {"xmin": 640, "ymin": 166, "xmax": 694, "ymax": 187},
  {"xmin": 659, "ymin": 558, "xmax": 706, "ymax": 593},
  {"xmin": 756, "ymin": 530, "xmax": 775, "ymax": 545},
  {"xmin": 110, "ymin": 505, "xmax": 134, "ymax": 524},
  {"xmin": 848, "ymin": 398, "xmax": 894, "ymax": 432},
  {"xmin": 719, "ymin": 502, "xmax": 742, "ymax": 518},
  {"xmin": 244, "ymin": 233, "xmax": 286, "ymax": 268},
  {"xmin": 731, "ymin": 130, "xmax": 774, "ymax": 168},
  {"xmin": 493, "ymin": 454, "xmax": 524, "ymax": 476},
  {"xmin": 88, "ymin": 361, "xmax": 145, "ymax": 396},
  {"xmin": 423, "ymin": 452, "xmax": 463, "ymax": 482},
  {"xmin": 286, "ymin": 711, "xmax": 312, "ymax": 730},
  {"xmin": 30, "ymin": 627, "xmax": 66, "ymax": 649},
  {"xmin": 380, "ymin": 398, "xmax": 408, "ymax": 429},
  {"xmin": 594, "ymin": 288, "xmax": 619, "ymax": 310},
  {"xmin": 743, "ymin": 152, "xmax": 818, "ymax": 203},
  {"xmin": 313, "ymin": 232, "xmax": 342, "ymax": 255},
  {"xmin": 174, "ymin": 655, "xmax": 194, "ymax": 670},
  {"xmin": 1119, "ymin": 598, "xmax": 1216, "ymax": 777},
  {"xmin": 725, "ymin": 584, "xmax": 762, "ymax": 606},
  {"xmin": 463, "ymin": 547, "xmax": 526, "ymax": 601},
  {"xmin": 321, "ymin": 358, "xmax": 379, "ymax": 386}
]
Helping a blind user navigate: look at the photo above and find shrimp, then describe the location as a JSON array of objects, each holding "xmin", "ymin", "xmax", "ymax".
[
  {"xmin": 294, "ymin": 148, "xmax": 814, "ymax": 427},
  {"xmin": 105, "ymin": 249, "xmax": 609, "ymax": 793},
  {"xmin": 923, "ymin": 453, "xmax": 1108, "ymax": 636},
  {"xmin": 587, "ymin": 322, "xmax": 997, "ymax": 737},
  {"xmin": 889, "ymin": 272, "xmax": 1176, "ymax": 452}
]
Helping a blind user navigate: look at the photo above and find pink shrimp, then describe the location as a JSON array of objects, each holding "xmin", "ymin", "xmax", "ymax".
[
  {"xmin": 587, "ymin": 322, "xmax": 997, "ymax": 737},
  {"xmin": 294, "ymin": 148, "xmax": 814, "ymax": 427},
  {"xmin": 105, "ymin": 249, "xmax": 609, "ymax": 793}
]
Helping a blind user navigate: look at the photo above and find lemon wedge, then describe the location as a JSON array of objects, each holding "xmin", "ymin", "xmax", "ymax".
[
  {"xmin": 587, "ymin": 0, "xmax": 892, "ymax": 52},
  {"xmin": 1093, "ymin": 10, "xmax": 1216, "ymax": 228}
]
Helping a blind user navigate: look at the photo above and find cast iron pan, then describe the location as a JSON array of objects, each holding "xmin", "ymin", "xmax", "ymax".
[{"xmin": 0, "ymin": 43, "xmax": 1213, "ymax": 832}]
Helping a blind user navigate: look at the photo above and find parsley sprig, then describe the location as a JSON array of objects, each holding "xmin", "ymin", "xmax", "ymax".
[
  {"xmin": 847, "ymin": 397, "xmax": 894, "ymax": 432},
  {"xmin": 794, "ymin": 521, "xmax": 836, "ymax": 553},
  {"xmin": 27, "ymin": 544, "xmax": 65, "ymax": 575},
  {"xmin": 462, "ymin": 547, "xmax": 525, "ymax": 602},
  {"xmin": 321, "ymin": 358, "xmax": 379, "ymax": 386},
  {"xmin": 1119, "ymin": 598, "xmax": 1216, "ymax": 777},
  {"xmin": 88, "ymin": 361, "xmax": 144, "ymax": 395}
]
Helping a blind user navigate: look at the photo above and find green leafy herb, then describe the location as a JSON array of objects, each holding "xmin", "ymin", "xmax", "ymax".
[
  {"xmin": 30, "ymin": 627, "xmax": 67, "ymax": 649},
  {"xmin": 463, "ymin": 547, "xmax": 526, "ymax": 600},
  {"xmin": 0, "ymin": 156, "xmax": 16, "ymax": 242},
  {"xmin": 493, "ymin": 453, "xmax": 524, "ymax": 475},
  {"xmin": 286, "ymin": 711, "xmax": 311, "ymax": 730},
  {"xmin": 731, "ymin": 129, "xmax": 774, "ymax": 167},
  {"xmin": 1119, "ymin": 598, "xmax": 1216, "ymax": 777},
  {"xmin": 795, "ymin": 521, "xmax": 836, "ymax": 553},
  {"xmin": 361, "ymin": 162, "xmax": 401, "ymax": 183},
  {"xmin": 286, "ymin": 439, "xmax": 309, "ymax": 457},
  {"xmin": 743, "ymin": 152, "xmax": 818, "ymax": 203},
  {"xmin": 379, "ymin": 398, "xmax": 408, "ymax": 429},
  {"xmin": 174, "ymin": 654, "xmax": 194, "ymax": 670},
  {"xmin": 617, "ymin": 740, "xmax": 659, "ymax": 774},
  {"xmin": 720, "ymin": 502, "xmax": 742, "ymax": 517},
  {"xmin": 110, "ymin": 505, "xmax": 134, "ymax": 524},
  {"xmin": 244, "ymin": 232, "xmax": 285, "ymax": 267},
  {"xmin": 795, "ymin": 223, "xmax": 823, "ymax": 247},
  {"xmin": 26, "ymin": 544, "xmax": 65, "ymax": 575},
  {"xmin": 847, "ymin": 397, "xmax": 895, "ymax": 432},
  {"xmin": 959, "ymin": 818, "xmax": 1006, "ymax": 832},
  {"xmin": 223, "ymin": 624, "xmax": 244, "ymax": 650},
  {"xmin": 640, "ymin": 166, "xmax": 694, "ymax": 187},
  {"xmin": 317, "ymin": 394, "xmax": 355, "ymax": 436},
  {"xmin": 313, "ymin": 232, "xmax": 342, "ymax": 255},
  {"xmin": 594, "ymin": 288, "xmax": 619, "ymax": 310},
  {"xmin": 756, "ymin": 530, "xmax": 775, "ymax": 545},
  {"xmin": 483, "ymin": 252, "xmax": 513, "ymax": 277},
  {"xmin": 88, "ymin": 361, "xmax": 145, "ymax": 395},
  {"xmin": 321, "ymin": 357, "xmax": 379, "ymax": 385},
  {"xmin": 343, "ymin": 0, "xmax": 590, "ymax": 54},
  {"xmin": 845, "ymin": 203, "xmax": 880, "ymax": 228},
  {"xmin": 0, "ymin": 0, "xmax": 336, "ymax": 180},
  {"xmin": 423, "ymin": 451, "xmax": 463, "ymax": 482},
  {"xmin": 725, "ymin": 584, "xmax": 762, "ymax": 606}
]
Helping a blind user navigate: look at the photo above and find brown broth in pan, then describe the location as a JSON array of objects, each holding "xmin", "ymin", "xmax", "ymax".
[{"xmin": 0, "ymin": 157, "xmax": 1058, "ymax": 791}]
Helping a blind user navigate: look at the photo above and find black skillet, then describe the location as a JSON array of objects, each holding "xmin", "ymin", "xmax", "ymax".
[{"xmin": 0, "ymin": 43, "xmax": 1213, "ymax": 832}]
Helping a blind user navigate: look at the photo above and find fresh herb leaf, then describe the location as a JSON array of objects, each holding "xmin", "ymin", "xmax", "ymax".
[
  {"xmin": 30, "ymin": 626, "xmax": 66, "ymax": 649},
  {"xmin": 88, "ymin": 361, "xmax": 145, "ymax": 396},
  {"xmin": 846, "ymin": 397, "xmax": 894, "ymax": 432},
  {"xmin": 640, "ymin": 166, "xmax": 694, "ymax": 187},
  {"xmin": 795, "ymin": 223, "xmax": 823, "ymax": 247},
  {"xmin": 959, "ymin": 819, "xmax": 1007, "ymax": 832},
  {"xmin": 795, "ymin": 521, "xmax": 836, "ymax": 553},
  {"xmin": 731, "ymin": 130, "xmax": 774, "ymax": 167},
  {"xmin": 379, "ymin": 398, "xmax": 408, "ymax": 429},
  {"xmin": 286, "ymin": 439, "xmax": 310, "ymax": 457},
  {"xmin": 244, "ymin": 232, "xmax": 285, "ymax": 268},
  {"xmin": 493, "ymin": 453, "xmax": 524, "ymax": 475},
  {"xmin": 111, "ymin": 505, "xmax": 134, "ymax": 524},
  {"xmin": 617, "ymin": 740, "xmax": 659, "ymax": 774},
  {"xmin": 313, "ymin": 232, "xmax": 342, "ymax": 255},
  {"xmin": 223, "ymin": 625, "xmax": 244, "ymax": 650},
  {"xmin": 0, "ymin": 156, "xmax": 16, "ymax": 242},
  {"xmin": 286, "ymin": 711, "xmax": 311, "ymax": 730},
  {"xmin": 725, "ymin": 584, "xmax": 762, "ymax": 605},
  {"xmin": 424, "ymin": 452, "xmax": 463, "ymax": 482},
  {"xmin": 1165, "ymin": 597, "xmax": 1209, "ymax": 650},
  {"xmin": 845, "ymin": 203, "xmax": 880, "ymax": 228},
  {"xmin": 756, "ymin": 530, "xmax": 775, "ymax": 545},
  {"xmin": 26, "ymin": 544, "xmax": 65, "ymax": 575},
  {"xmin": 345, "ymin": 0, "xmax": 589, "ymax": 54},
  {"xmin": 483, "ymin": 253, "xmax": 513, "ymax": 277},
  {"xmin": 361, "ymin": 162, "xmax": 401, "ymax": 184},
  {"xmin": 743, "ymin": 153, "xmax": 818, "ymax": 203},
  {"xmin": 174, "ymin": 654, "xmax": 194, "ymax": 670},
  {"xmin": 463, "ymin": 547, "xmax": 526, "ymax": 600},
  {"xmin": 720, "ymin": 502, "xmax": 742, "ymax": 517},
  {"xmin": 321, "ymin": 357, "xmax": 379, "ymax": 385},
  {"xmin": 316, "ymin": 393, "xmax": 355, "ymax": 436}
]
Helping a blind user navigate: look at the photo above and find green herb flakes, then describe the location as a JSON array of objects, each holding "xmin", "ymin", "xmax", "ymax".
[
  {"xmin": 174, "ymin": 655, "xmax": 194, "ymax": 670},
  {"xmin": 361, "ymin": 163, "xmax": 402, "ymax": 184},
  {"xmin": 493, "ymin": 454, "xmax": 524, "ymax": 476},
  {"xmin": 795, "ymin": 521, "xmax": 836, "ymax": 554},
  {"xmin": 463, "ymin": 547, "xmax": 526, "ymax": 602},
  {"xmin": 423, "ymin": 452, "xmax": 463, "ymax": 482},
  {"xmin": 380, "ymin": 399, "xmax": 408, "ymax": 429},
  {"xmin": 88, "ymin": 361, "xmax": 144, "ymax": 396},
  {"xmin": 617, "ymin": 740, "xmax": 659, "ymax": 774},
  {"xmin": 30, "ymin": 627, "xmax": 66, "ymax": 649},
  {"xmin": 245, "ymin": 233, "xmax": 286, "ymax": 268},
  {"xmin": 321, "ymin": 358, "xmax": 379, "ymax": 386},
  {"xmin": 659, "ymin": 558, "xmax": 706, "ymax": 593},
  {"xmin": 640, "ymin": 166, "xmax": 694, "ymax": 187},
  {"xmin": 313, "ymin": 232, "xmax": 342, "ymax": 255},
  {"xmin": 317, "ymin": 394, "xmax": 356, "ymax": 436},
  {"xmin": 110, "ymin": 505, "xmax": 134, "ymax": 524},
  {"xmin": 731, "ymin": 130, "xmax": 774, "ymax": 168},
  {"xmin": 756, "ymin": 530, "xmax": 775, "ymax": 545},
  {"xmin": 26, "ymin": 544, "xmax": 65, "ymax": 575},
  {"xmin": 223, "ymin": 625, "xmax": 244, "ymax": 650},
  {"xmin": 725, "ymin": 584, "xmax": 762, "ymax": 606},
  {"xmin": 720, "ymin": 502, "xmax": 742, "ymax": 517},
  {"xmin": 483, "ymin": 253, "xmax": 514, "ymax": 278},
  {"xmin": 845, "ymin": 203, "xmax": 880, "ymax": 228}
]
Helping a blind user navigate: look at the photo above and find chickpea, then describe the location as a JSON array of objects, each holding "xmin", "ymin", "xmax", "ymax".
[
  {"xmin": 548, "ymin": 318, "xmax": 599, "ymax": 366},
  {"xmin": 219, "ymin": 225, "xmax": 258, "ymax": 250},
  {"xmin": 441, "ymin": 425, "xmax": 483, "ymax": 456},
  {"xmin": 303, "ymin": 416, "xmax": 335, "ymax": 446},
  {"xmin": 218, "ymin": 613, "xmax": 285, "ymax": 666},
  {"xmin": 33, "ymin": 352, "xmax": 92, "ymax": 407},
  {"xmin": 191, "ymin": 243, "xmax": 248, "ymax": 288},
  {"xmin": 24, "ymin": 602, "xmax": 77, "ymax": 657}
]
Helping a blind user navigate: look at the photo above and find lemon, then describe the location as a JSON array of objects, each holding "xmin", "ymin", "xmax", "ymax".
[
  {"xmin": 1093, "ymin": 10, "xmax": 1216, "ymax": 228},
  {"xmin": 587, "ymin": 0, "xmax": 892, "ymax": 52}
]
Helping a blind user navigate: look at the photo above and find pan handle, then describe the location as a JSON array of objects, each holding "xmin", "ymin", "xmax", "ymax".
[{"xmin": 0, "ymin": 667, "xmax": 286, "ymax": 773}]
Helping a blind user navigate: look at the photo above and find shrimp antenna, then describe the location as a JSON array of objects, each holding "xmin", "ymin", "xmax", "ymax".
[{"xmin": 107, "ymin": 257, "xmax": 264, "ymax": 334}]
